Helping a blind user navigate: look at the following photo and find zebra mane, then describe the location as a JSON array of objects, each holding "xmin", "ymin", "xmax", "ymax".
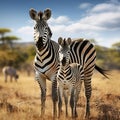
[
  {"xmin": 38, "ymin": 11, "xmax": 43, "ymax": 20},
  {"xmin": 63, "ymin": 39, "xmax": 67, "ymax": 46}
]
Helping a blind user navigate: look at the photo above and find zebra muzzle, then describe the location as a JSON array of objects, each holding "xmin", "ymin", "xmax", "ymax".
[
  {"xmin": 36, "ymin": 37, "xmax": 44, "ymax": 50},
  {"xmin": 61, "ymin": 57, "xmax": 66, "ymax": 66}
]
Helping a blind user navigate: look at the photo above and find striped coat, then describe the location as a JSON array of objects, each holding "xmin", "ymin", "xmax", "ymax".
[
  {"xmin": 57, "ymin": 37, "xmax": 96, "ymax": 118},
  {"xmin": 29, "ymin": 8, "xmax": 108, "ymax": 118},
  {"xmin": 57, "ymin": 62, "xmax": 84, "ymax": 118}
]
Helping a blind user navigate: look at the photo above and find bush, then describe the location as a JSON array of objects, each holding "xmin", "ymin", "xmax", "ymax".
[{"xmin": 0, "ymin": 49, "xmax": 28, "ymax": 69}]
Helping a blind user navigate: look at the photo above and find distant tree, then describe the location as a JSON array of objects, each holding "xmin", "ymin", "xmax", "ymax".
[
  {"xmin": 89, "ymin": 38, "xmax": 97, "ymax": 45},
  {"xmin": 107, "ymin": 48, "xmax": 120, "ymax": 69},
  {"xmin": 3, "ymin": 36, "xmax": 20, "ymax": 49},
  {"xmin": 0, "ymin": 28, "xmax": 11, "ymax": 44},
  {"xmin": 0, "ymin": 49, "xmax": 28, "ymax": 68},
  {"xmin": 0, "ymin": 28, "xmax": 20, "ymax": 49},
  {"xmin": 112, "ymin": 42, "xmax": 120, "ymax": 50}
]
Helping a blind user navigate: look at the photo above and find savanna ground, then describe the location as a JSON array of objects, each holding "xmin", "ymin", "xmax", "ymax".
[{"xmin": 0, "ymin": 70, "xmax": 120, "ymax": 120}]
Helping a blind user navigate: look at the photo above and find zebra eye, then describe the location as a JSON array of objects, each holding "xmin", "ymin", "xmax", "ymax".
[{"xmin": 67, "ymin": 51, "xmax": 70, "ymax": 54}]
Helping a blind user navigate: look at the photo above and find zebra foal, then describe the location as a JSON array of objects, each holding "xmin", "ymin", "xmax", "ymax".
[
  {"xmin": 57, "ymin": 37, "xmax": 97, "ymax": 118},
  {"xmin": 57, "ymin": 37, "xmax": 84, "ymax": 118}
]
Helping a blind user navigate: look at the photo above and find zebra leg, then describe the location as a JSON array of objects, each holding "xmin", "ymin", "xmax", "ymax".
[
  {"xmin": 35, "ymin": 72, "xmax": 46, "ymax": 118},
  {"xmin": 63, "ymin": 91, "xmax": 68, "ymax": 117},
  {"xmin": 84, "ymin": 79, "xmax": 92, "ymax": 118},
  {"xmin": 38, "ymin": 79, "xmax": 46, "ymax": 118},
  {"xmin": 52, "ymin": 77, "xmax": 58, "ymax": 118},
  {"xmin": 75, "ymin": 82, "xmax": 82, "ymax": 118},
  {"xmin": 10, "ymin": 76, "xmax": 12, "ymax": 82},
  {"xmin": 74, "ymin": 89, "xmax": 80, "ymax": 118},
  {"xmin": 70, "ymin": 89, "xmax": 74, "ymax": 118},
  {"xmin": 5, "ymin": 74, "xmax": 7, "ymax": 83},
  {"xmin": 15, "ymin": 78, "xmax": 17, "ymax": 82},
  {"xmin": 58, "ymin": 87, "xmax": 62, "ymax": 118}
]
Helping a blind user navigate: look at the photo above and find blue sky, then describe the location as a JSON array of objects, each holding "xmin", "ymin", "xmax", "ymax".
[{"xmin": 0, "ymin": 0, "xmax": 120, "ymax": 47}]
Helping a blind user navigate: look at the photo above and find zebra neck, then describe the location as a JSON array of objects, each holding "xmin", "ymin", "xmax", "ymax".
[
  {"xmin": 37, "ymin": 40, "xmax": 50, "ymax": 56},
  {"xmin": 60, "ymin": 64, "xmax": 72, "ymax": 76},
  {"xmin": 36, "ymin": 40, "xmax": 53, "ymax": 63}
]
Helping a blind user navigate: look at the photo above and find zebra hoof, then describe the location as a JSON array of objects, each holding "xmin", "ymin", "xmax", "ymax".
[
  {"xmin": 75, "ymin": 113, "xmax": 78, "ymax": 118},
  {"xmin": 72, "ymin": 114, "xmax": 78, "ymax": 118}
]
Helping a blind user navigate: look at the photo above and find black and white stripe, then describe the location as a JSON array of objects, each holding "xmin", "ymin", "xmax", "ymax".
[
  {"xmin": 29, "ymin": 8, "xmax": 108, "ymax": 118},
  {"xmin": 29, "ymin": 8, "xmax": 59, "ymax": 118},
  {"xmin": 57, "ymin": 37, "xmax": 96, "ymax": 118},
  {"xmin": 71, "ymin": 39, "xmax": 96, "ymax": 118}
]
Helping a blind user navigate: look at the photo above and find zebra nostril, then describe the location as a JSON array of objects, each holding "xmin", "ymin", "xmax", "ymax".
[
  {"xmin": 62, "ymin": 57, "xmax": 66, "ymax": 66},
  {"xmin": 63, "ymin": 57, "xmax": 66, "ymax": 61},
  {"xmin": 38, "ymin": 37, "xmax": 42, "ymax": 41}
]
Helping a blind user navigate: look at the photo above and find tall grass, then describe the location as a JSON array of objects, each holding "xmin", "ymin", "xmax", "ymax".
[{"xmin": 0, "ymin": 70, "xmax": 120, "ymax": 120}]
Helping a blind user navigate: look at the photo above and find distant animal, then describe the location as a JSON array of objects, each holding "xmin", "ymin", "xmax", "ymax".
[
  {"xmin": 2, "ymin": 66, "xmax": 19, "ymax": 82},
  {"xmin": 57, "ymin": 37, "xmax": 84, "ymax": 118},
  {"xmin": 22, "ymin": 64, "xmax": 33, "ymax": 76}
]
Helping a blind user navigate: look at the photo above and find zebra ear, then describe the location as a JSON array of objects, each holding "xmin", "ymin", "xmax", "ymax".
[
  {"xmin": 58, "ymin": 37, "xmax": 63, "ymax": 45},
  {"xmin": 43, "ymin": 8, "xmax": 51, "ymax": 20},
  {"xmin": 67, "ymin": 37, "xmax": 72, "ymax": 45},
  {"xmin": 29, "ymin": 8, "xmax": 39, "ymax": 21}
]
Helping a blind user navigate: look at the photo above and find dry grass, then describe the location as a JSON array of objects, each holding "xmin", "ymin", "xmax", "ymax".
[{"xmin": 0, "ymin": 70, "xmax": 120, "ymax": 120}]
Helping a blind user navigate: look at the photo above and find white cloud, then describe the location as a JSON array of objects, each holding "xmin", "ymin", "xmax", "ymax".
[
  {"xmin": 79, "ymin": 12, "xmax": 120, "ymax": 30},
  {"xmin": 78, "ymin": 1, "xmax": 120, "ymax": 30},
  {"xmin": 96, "ymin": 37, "xmax": 120, "ymax": 47},
  {"xmin": 17, "ymin": 26, "xmax": 33, "ymax": 35},
  {"xmin": 49, "ymin": 1, "xmax": 120, "ymax": 35},
  {"xmin": 14, "ymin": 26, "xmax": 34, "ymax": 42},
  {"xmin": 50, "ymin": 25, "xmax": 66, "ymax": 32},
  {"xmin": 110, "ymin": 0, "xmax": 120, "ymax": 4},
  {"xmin": 79, "ymin": 1, "xmax": 120, "ymax": 29},
  {"xmin": 16, "ymin": 0, "xmax": 120, "ymax": 47},
  {"xmin": 79, "ymin": 3, "xmax": 92, "ymax": 9},
  {"xmin": 48, "ymin": 1, "xmax": 120, "ymax": 47},
  {"xmin": 91, "ymin": 3, "xmax": 118, "ymax": 13},
  {"xmin": 49, "ymin": 16, "xmax": 71, "ymax": 24}
]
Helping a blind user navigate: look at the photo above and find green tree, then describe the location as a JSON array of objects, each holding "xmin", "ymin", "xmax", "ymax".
[
  {"xmin": 0, "ymin": 28, "xmax": 11, "ymax": 44},
  {"xmin": 3, "ymin": 36, "xmax": 20, "ymax": 49},
  {"xmin": 0, "ymin": 28, "xmax": 20, "ymax": 49},
  {"xmin": 112, "ymin": 42, "xmax": 120, "ymax": 50}
]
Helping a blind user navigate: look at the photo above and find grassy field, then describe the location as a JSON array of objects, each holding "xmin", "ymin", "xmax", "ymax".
[{"xmin": 0, "ymin": 70, "xmax": 120, "ymax": 120}]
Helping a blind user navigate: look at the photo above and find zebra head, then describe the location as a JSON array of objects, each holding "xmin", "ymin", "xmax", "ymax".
[
  {"xmin": 29, "ymin": 8, "xmax": 52, "ymax": 50},
  {"xmin": 58, "ymin": 37, "xmax": 72, "ymax": 66}
]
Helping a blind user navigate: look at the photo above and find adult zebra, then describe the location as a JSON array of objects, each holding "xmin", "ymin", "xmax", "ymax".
[
  {"xmin": 29, "ymin": 8, "xmax": 59, "ymax": 118},
  {"xmin": 57, "ymin": 37, "xmax": 85, "ymax": 118},
  {"xmin": 29, "ymin": 8, "xmax": 108, "ymax": 118}
]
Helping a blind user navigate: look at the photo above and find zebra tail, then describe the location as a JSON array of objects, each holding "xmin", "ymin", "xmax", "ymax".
[{"xmin": 95, "ymin": 65, "xmax": 109, "ymax": 79}]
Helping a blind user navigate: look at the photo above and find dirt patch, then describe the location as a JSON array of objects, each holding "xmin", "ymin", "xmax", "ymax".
[{"xmin": 0, "ymin": 85, "xmax": 3, "ymax": 90}]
